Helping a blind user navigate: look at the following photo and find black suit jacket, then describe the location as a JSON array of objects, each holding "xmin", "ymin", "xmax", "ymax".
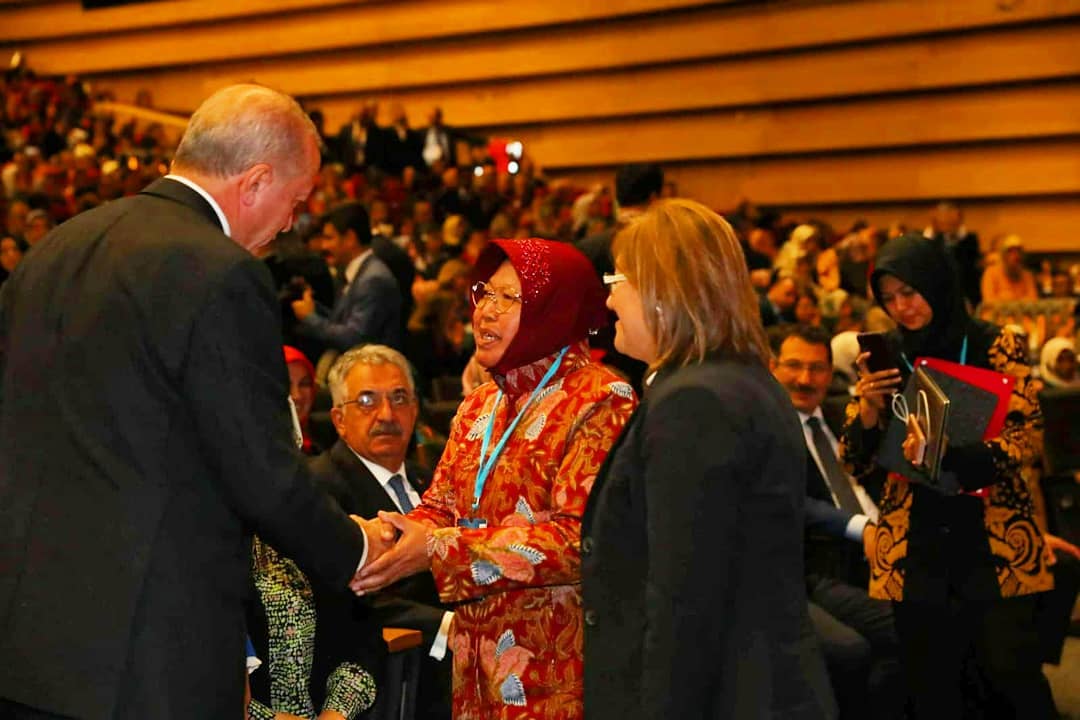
[
  {"xmin": 308, "ymin": 439, "xmax": 448, "ymax": 644},
  {"xmin": 0, "ymin": 178, "xmax": 366, "ymax": 719},
  {"xmin": 802, "ymin": 402, "xmax": 870, "ymax": 588},
  {"xmin": 582, "ymin": 359, "xmax": 836, "ymax": 720}
]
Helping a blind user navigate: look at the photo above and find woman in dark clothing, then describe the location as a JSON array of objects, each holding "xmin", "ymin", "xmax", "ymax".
[
  {"xmin": 844, "ymin": 233, "xmax": 1055, "ymax": 719},
  {"xmin": 582, "ymin": 198, "xmax": 835, "ymax": 720}
]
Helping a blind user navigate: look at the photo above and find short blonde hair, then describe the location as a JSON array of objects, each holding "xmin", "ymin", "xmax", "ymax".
[{"xmin": 612, "ymin": 198, "xmax": 769, "ymax": 371}]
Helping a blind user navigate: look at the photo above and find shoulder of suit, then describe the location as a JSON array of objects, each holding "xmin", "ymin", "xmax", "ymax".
[
  {"xmin": 650, "ymin": 358, "xmax": 767, "ymax": 399},
  {"xmin": 27, "ymin": 193, "xmax": 254, "ymax": 290}
]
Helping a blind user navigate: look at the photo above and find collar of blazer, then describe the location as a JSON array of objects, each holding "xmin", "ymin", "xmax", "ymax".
[
  {"xmin": 140, "ymin": 178, "xmax": 225, "ymax": 234},
  {"xmin": 329, "ymin": 438, "xmax": 432, "ymax": 495}
]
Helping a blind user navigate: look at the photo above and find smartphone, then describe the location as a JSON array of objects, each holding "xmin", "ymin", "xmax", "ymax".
[{"xmin": 857, "ymin": 332, "xmax": 895, "ymax": 373}]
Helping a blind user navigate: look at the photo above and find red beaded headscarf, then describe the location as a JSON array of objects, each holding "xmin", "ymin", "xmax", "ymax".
[
  {"xmin": 471, "ymin": 238, "xmax": 607, "ymax": 376},
  {"xmin": 283, "ymin": 345, "xmax": 316, "ymax": 452}
]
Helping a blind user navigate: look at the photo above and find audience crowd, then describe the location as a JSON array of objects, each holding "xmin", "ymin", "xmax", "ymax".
[{"xmin": 3, "ymin": 65, "xmax": 1080, "ymax": 720}]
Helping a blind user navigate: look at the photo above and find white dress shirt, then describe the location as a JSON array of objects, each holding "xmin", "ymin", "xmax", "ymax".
[
  {"xmin": 163, "ymin": 174, "xmax": 231, "ymax": 237},
  {"xmin": 798, "ymin": 407, "xmax": 879, "ymax": 541},
  {"xmin": 349, "ymin": 448, "xmax": 453, "ymax": 661},
  {"xmin": 341, "ymin": 249, "xmax": 373, "ymax": 295}
]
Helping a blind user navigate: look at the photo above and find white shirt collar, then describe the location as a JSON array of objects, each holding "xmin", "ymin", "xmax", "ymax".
[
  {"xmin": 350, "ymin": 447, "xmax": 407, "ymax": 488},
  {"xmin": 796, "ymin": 406, "xmax": 826, "ymax": 426},
  {"xmin": 164, "ymin": 174, "xmax": 231, "ymax": 237},
  {"xmin": 344, "ymin": 249, "xmax": 373, "ymax": 286}
]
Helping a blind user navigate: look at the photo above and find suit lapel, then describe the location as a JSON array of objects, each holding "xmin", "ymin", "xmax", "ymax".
[
  {"xmin": 329, "ymin": 439, "xmax": 406, "ymax": 515},
  {"xmin": 139, "ymin": 178, "xmax": 224, "ymax": 233}
]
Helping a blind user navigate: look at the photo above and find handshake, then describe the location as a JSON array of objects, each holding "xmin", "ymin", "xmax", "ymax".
[{"xmin": 349, "ymin": 511, "xmax": 432, "ymax": 596}]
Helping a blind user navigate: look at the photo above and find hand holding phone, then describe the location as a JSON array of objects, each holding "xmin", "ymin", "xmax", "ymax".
[{"xmin": 857, "ymin": 332, "xmax": 895, "ymax": 373}]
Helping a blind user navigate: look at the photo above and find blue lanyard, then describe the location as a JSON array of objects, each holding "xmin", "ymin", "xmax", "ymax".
[
  {"xmin": 901, "ymin": 334, "xmax": 967, "ymax": 372},
  {"xmin": 471, "ymin": 346, "xmax": 569, "ymax": 511}
]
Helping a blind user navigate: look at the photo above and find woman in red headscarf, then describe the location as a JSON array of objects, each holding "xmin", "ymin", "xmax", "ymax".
[
  {"xmin": 283, "ymin": 345, "xmax": 319, "ymax": 455},
  {"xmin": 352, "ymin": 238, "xmax": 637, "ymax": 719}
]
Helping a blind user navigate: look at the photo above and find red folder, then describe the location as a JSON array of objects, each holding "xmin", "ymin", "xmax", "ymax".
[
  {"xmin": 912, "ymin": 357, "xmax": 1015, "ymax": 440},
  {"xmin": 912, "ymin": 357, "xmax": 1016, "ymax": 497}
]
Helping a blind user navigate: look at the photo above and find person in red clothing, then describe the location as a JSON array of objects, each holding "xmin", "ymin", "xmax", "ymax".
[
  {"xmin": 284, "ymin": 345, "xmax": 319, "ymax": 455},
  {"xmin": 351, "ymin": 238, "xmax": 637, "ymax": 719}
]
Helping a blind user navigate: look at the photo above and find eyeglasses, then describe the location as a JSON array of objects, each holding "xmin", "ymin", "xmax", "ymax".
[
  {"xmin": 341, "ymin": 389, "xmax": 415, "ymax": 412},
  {"xmin": 603, "ymin": 272, "xmax": 627, "ymax": 287},
  {"xmin": 470, "ymin": 281, "xmax": 522, "ymax": 314},
  {"xmin": 776, "ymin": 360, "xmax": 831, "ymax": 377}
]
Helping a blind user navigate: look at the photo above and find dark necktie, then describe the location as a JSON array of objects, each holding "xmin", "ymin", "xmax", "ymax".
[
  {"xmin": 806, "ymin": 416, "xmax": 862, "ymax": 515},
  {"xmin": 387, "ymin": 473, "xmax": 415, "ymax": 513}
]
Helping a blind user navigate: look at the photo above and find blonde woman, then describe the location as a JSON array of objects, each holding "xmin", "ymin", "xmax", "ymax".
[{"xmin": 581, "ymin": 198, "xmax": 835, "ymax": 719}]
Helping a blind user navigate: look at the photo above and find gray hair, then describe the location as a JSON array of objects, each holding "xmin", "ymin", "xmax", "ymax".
[
  {"xmin": 328, "ymin": 345, "xmax": 416, "ymax": 406},
  {"xmin": 173, "ymin": 84, "xmax": 318, "ymax": 178}
]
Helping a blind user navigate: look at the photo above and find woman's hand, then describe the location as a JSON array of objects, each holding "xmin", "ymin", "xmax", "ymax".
[
  {"xmin": 1044, "ymin": 533, "xmax": 1080, "ymax": 566},
  {"xmin": 901, "ymin": 415, "xmax": 927, "ymax": 466},
  {"xmin": 350, "ymin": 511, "xmax": 432, "ymax": 595},
  {"xmin": 854, "ymin": 351, "xmax": 902, "ymax": 429}
]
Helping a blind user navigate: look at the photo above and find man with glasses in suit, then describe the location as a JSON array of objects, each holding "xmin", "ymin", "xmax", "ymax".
[
  {"xmin": 770, "ymin": 324, "xmax": 905, "ymax": 720},
  {"xmin": 309, "ymin": 345, "xmax": 452, "ymax": 719}
]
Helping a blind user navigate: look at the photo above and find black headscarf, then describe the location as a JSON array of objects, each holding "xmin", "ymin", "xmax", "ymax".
[{"xmin": 870, "ymin": 233, "xmax": 994, "ymax": 372}]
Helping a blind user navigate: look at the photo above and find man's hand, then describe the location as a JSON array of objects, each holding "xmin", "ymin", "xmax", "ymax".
[
  {"xmin": 352, "ymin": 514, "xmax": 396, "ymax": 568},
  {"xmin": 1044, "ymin": 532, "xmax": 1080, "ymax": 566},
  {"xmin": 350, "ymin": 511, "xmax": 432, "ymax": 596},
  {"xmin": 291, "ymin": 287, "xmax": 316, "ymax": 320}
]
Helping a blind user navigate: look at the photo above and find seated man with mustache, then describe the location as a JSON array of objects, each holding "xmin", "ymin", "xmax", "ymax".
[{"xmin": 308, "ymin": 345, "xmax": 453, "ymax": 720}]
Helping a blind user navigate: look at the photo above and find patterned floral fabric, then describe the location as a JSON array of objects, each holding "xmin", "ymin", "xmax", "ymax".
[
  {"xmin": 409, "ymin": 342, "xmax": 636, "ymax": 719},
  {"xmin": 841, "ymin": 326, "xmax": 1054, "ymax": 602},
  {"xmin": 248, "ymin": 538, "xmax": 377, "ymax": 720}
]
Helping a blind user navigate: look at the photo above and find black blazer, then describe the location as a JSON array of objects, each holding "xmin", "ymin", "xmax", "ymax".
[
  {"xmin": 0, "ymin": 178, "xmax": 366, "ymax": 719},
  {"xmin": 801, "ymin": 403, "xmax": 869, "ymax": 588},
  {"xmin": 308, "ymin": 439, "xmax": 448, "ymax": 644},
  {"xmin": 581, "ymin": 359, "xmax": 836, "ymax": 720}
]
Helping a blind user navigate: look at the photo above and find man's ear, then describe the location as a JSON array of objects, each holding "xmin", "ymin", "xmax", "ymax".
[
  {"xmin": 238, "ymin": 163, "xmax": 273, "ymax": 207},
  {"xmin": 330, "ymin": 407, "xmax": 347, "ymax": 439}
]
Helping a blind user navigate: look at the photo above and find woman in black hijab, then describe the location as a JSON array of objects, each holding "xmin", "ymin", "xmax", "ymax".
[{"xmin": 841, "ymin": 233, "xmax": 1055, "ymax": 719}]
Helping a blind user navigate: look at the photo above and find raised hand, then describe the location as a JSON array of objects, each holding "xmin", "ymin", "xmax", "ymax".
[
  {"xmin": 1044, "ymin": 532, "xmax": 1080, "ymax": 565},
  {"xmin": 854, "ymin": 351, "xmax": 902, "ymax": 429},
  {"xmin": 349, "ymin": 511, "xmax": 432, "ymax": 596}
]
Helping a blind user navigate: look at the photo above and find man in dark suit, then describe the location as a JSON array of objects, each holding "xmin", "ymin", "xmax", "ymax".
[
  {"xmin": 420, "ymin": 107, "xmax": 455, "ymax": 169},
  {"xmin": 924, "ymin": 201, "xmax": 982, "ymax": 309},
  {"xmin": 574, "ymin": 163, "xmax": 663, "ymax": 392},
  {"xmin": 769, "ymin": 324, "xmax": 904, "ymax": 720},
  {"xmin": 292, "ymin": 202, "xmax": 403, "ymax": 354},
  {"xmin": 335, "ymin": 101, "xmax": 388, "ymax": 175},
  {"xmin": 310, "ymin": 345, "xmax": 452, "ymax": 719},
  {"xmin": 383, "ymin": 103, "xmax": 424, "ymax": 177},
  {"xmin": 0, "ymin": 84, "xmax": 390, "ymax": 719}
]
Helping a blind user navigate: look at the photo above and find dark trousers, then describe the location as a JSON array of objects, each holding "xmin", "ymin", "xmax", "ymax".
[
  {"xmin": 892, "ymin": 594, "xmax": 1056, "ymax": 720},
  {"xmin": 809, "ymin": 576, "xmax": 905, "ymax": 720},
  {"xmin": 0, "ymin": 700, "xmax": 72, "ymax": 720}
]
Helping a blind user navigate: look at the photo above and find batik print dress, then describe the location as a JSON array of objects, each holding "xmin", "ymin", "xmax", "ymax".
[
  {"xmin": 841, "ymin": 326, "xmax": 1054, "ymax": 602},
  {"xmin": 409, "ymin": 341, "xmax": 636, "ymax": 720}
]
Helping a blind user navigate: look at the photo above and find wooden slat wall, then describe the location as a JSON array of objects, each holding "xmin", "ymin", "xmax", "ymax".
[{"xmin": 3, "ymin": 0, "xmax": 1080, "ymax": 250}]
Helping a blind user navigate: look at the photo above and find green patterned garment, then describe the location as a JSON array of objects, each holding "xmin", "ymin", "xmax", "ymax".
[{"xmin": 248, "ymin": 538, "xmax": 377, "ymax": 720}]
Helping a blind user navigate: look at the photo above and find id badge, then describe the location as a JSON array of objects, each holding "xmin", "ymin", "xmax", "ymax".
[{"xmin": 457, "ymin": 517, "xmax": 488, "ymax": 529}]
